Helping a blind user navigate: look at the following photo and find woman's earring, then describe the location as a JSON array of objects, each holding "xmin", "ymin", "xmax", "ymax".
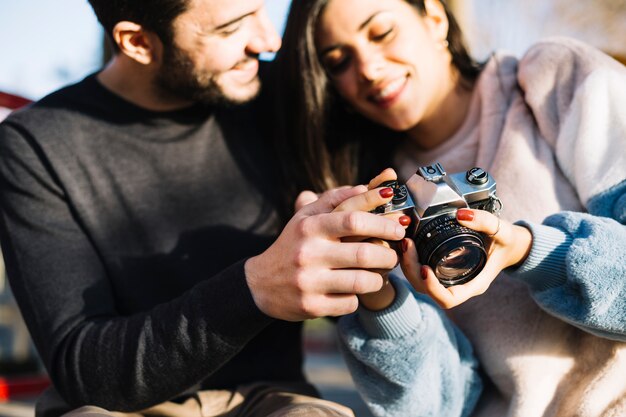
[{"xmin": 441, "ymin": 39, "xmax": 449, "ymax": 49}]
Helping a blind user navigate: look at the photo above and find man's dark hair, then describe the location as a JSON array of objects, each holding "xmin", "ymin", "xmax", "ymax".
[{"xmin": 88, "ymin": 0, "xmax": 190, "ymax": 49}]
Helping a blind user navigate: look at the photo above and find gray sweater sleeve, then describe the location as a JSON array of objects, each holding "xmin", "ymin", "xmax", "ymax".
[
  {"xmin": 510, "ymin": 180, "xmax": 626, "ymax": 341},
  {"xmin": 337, "ymin": 276, "xmax": 482, "ymax": 417}
]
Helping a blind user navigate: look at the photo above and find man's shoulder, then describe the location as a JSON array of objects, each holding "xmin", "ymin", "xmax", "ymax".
[{"xmin": 3, "ymin": 74, "xmax": 98, "ymax": 129}]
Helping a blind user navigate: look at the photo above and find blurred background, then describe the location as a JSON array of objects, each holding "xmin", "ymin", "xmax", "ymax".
[
  {"xmin": 1, "ymin": 0, "xmax": 625, "ymax": 414},
  {"xmin": 1, "ymin": 0, "xmax": 625, "ymax": 102},
  {"xmin": 451, "ymin": 0, "xmax": 626, "ymax": 62}
]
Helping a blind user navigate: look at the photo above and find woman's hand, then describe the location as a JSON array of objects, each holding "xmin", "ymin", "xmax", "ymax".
[
  {"xmin": 294, "ymin": 168, "xmax": 400, "ymax": 213},
  {"xmin": 400, "ymin": 208, "xmax": 532, "ymax": 309}
]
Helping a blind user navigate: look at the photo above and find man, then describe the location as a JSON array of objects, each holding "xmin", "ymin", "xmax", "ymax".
[{"xmin": 0, "ymin": 0, "xmax": 404, "ymax": 416}]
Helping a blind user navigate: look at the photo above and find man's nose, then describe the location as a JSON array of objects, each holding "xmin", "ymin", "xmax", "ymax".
[{"xmin": 247, "ymin": 8, "xmax": 282, "ymax": 55}]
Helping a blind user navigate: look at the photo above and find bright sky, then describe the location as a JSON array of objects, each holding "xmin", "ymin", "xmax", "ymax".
[
  {"xmin": 0, "ymin": 0, "xmax": 103, "ymax": 100},
  {"xmin": 0, "ymin": 0, "xmax": 292, "ymax": 101}
]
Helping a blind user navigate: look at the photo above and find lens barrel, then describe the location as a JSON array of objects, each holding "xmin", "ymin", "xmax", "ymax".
[{"xmin": 414, "ymin": 214, "xmax": 487, "ymax": 287}]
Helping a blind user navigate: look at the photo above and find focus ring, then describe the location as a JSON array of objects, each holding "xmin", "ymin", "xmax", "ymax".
[
  {"xmin": 414, "ymin": 214, "xmax": 487, "ymax": 285},
  {"xmin": 415, "ymin": 214, "xmax": 484, "ymax": 262}
]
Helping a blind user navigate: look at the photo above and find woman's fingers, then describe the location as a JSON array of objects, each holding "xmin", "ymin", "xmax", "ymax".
[
  {"xmin": 400, "ymin": 230, "xmax": 505, "ymax": 309},
  {"xmin": 456, "ymin": 208, "xmax": 502, "ymax": 237},
  {"xmin": 295, "ymin": 190, "xmax": 320, "ymax": 211},
  {"xmin": 419, "ymin": 266, "xmax": 457, "ymax": 304},
  {"xmin": 333, "ymin": 185, "xmax": 412, "ymax": 242},
  {"xmin": 299, "ymin": 185, "xmax": 368, "ymax": 216},
  {"xmin": 456, "ymin": 208, "xmax": 532, "ymax": 268},
  {"xmin": 331, "ymin": 169, "xmax": 410, "ymax": 242},
  {"xmin": 334, "ymin": 186, "xmax": 395, "ymax": 213},
  {"xmin": 420, "ymin": 257, "xmax": 503, "ymax": 309},
  {"xmin": 312, "ymin": 167, "xmax": 399, "ymax": 215},
  {"xmin": 367, "ymin": 168, "xmax": 398, "ymax": 190},
  {"xmin": 400, "ymin": 238, "xmax": 428, "ymax": 294},
  {"xmin": 409, "ymin": 208, "xmax": 532, "ymax": 308}
]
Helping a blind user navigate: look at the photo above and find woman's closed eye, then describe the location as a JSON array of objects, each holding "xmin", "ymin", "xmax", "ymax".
[
  {"xmin": 368, "ymin": 12, "xmax": 396, "ymax": 42},
  {"xmin": 371, "ymin": 25, "xmax": 395, "ymax": 42},
  {"xmin": 319, "ymin": 13, "xmax": 396, "ymax": 77},
  {"xmin": 321, "ymin": 29, "xmax": 395, "ymax": 76},
  {"xmin": 322, "ymin": 51, "xmax": 352, "ymax": 76}
]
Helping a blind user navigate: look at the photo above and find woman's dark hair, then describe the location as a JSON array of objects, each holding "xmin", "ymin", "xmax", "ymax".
[
  {"xmin": 270, "ymin": 0, "xmax": 483, "ymax": 210},
  {"xmin": 88, "ymin": 0, "xmax": 190, "ymax": 49}
]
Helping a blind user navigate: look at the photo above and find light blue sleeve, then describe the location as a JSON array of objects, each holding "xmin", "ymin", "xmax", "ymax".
[
  {"xmin": 337, "ymin": 276, "xmax": 482, "ymax": 417},
  {"xmin": 510, "ymin": 180, "xmax": 626, "ymax": 341}
]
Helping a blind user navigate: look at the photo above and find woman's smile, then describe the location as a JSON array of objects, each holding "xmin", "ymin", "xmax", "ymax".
[{"xmin": 368, "ymin": 74, "xmax": 409, "ymax": 108}]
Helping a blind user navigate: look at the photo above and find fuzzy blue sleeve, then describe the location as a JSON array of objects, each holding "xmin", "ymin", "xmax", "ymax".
[
  {"xmin": 337, "ymin": 276, "xmax": 482, "ymax": 417},
  {"xmin": 510, "ymin": 180, "xmax": 626, "ymax": 341}
]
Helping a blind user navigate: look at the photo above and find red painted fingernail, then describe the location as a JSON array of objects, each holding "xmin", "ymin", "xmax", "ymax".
[
  {"xmin": 379, "ymin": 187, "xmax": 394, "ymax": 198},
  {"xmin": 401, "ymin": 239, "xmax": 409, "ymax": 253},
  {"xmin": 457, "ymin": 209, "xmax": 474, "ymax": 221},
  {"xmin": 399, "ymin": 215, "xmax": 411, "ymax": 226},
  {"xmin": 420, "ymin": 265, "xmax": 429, "ymax": 280}
]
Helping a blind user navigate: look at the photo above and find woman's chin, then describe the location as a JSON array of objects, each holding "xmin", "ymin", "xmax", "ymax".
[{"xmin": 379, "ymin": 118, "xmax": 418, "ymax": 132}]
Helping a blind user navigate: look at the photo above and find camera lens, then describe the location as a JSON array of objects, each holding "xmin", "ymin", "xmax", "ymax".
[
  {"xmin": 414, "ymin": 214, "xmax": 487, "ymax": 287},
  {"xmin": 431, "ymin": 238, "xmax": 486, "ymax": 286}
]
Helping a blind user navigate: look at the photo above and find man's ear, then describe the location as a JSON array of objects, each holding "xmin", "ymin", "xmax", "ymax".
[
  {"xmin": 423, "ymin": 0, "xmax": 449, "ymax": 45},
  {"xmin": 112, "ymin": 21, "xmax": 162, "ymax": 65}
]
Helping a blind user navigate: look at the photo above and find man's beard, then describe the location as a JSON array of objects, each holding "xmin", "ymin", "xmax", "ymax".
[{"xmin": 154, "ymin": 44, "xmax": 260, "ymax": 107}]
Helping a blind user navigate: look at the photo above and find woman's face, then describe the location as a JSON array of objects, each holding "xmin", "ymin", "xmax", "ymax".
[{"xmin": 315, "ymin": 0, "xmax": 452, "ymax": 131}]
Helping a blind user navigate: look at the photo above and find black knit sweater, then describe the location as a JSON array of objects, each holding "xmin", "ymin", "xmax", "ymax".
[{"xmin": 0, "ymin": 74, "xmax": 304, "ymax": 414}]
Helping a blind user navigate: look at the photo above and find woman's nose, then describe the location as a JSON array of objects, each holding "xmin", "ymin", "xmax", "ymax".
[{"xmin": 356, "ymin": 50, "xmax": 385, "ymax": 82}]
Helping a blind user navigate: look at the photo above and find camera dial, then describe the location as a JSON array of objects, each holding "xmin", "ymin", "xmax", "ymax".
[{"xmin": 466, "ymin": 167, "xmax": 489, "ymax": 185}]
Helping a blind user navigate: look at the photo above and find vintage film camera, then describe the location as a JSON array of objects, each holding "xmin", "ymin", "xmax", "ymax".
[{"xmin": 375, "ymin": 163, "xmax": 502, "ymax": 287}]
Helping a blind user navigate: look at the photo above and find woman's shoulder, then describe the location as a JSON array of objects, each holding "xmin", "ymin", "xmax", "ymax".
[
  {"xmin": 514, "ymin": 36, "xmax": 626, "ymax": 110},
  {"xmin": 524, "ymin": 37, "xmax": 604, "ymax": 58},
  {"xmin": 519, "ymin": 37, "xmax": 624, "ymax": 82}
]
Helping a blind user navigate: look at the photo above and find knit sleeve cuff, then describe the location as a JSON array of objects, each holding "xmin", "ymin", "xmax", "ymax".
[
  {"xmin": 508, "ymin": 221, "xmax": 573, "ymax": 291},
  {"xmin": 357, "ymin": 275, "xmax": 423, "ymax": 339}
]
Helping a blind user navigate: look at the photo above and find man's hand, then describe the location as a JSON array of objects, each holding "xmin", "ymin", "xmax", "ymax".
[
  {"xmin": 245, "ymin": 185, "xmax": 406, "ymax": 321},
  {"xmin": 331, "ymin": 168, "xmax": 409, "ymax": 311}
]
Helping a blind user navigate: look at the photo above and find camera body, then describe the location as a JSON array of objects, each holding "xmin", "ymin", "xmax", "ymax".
[{"xmin": 375, "ymin": 163, "xmax": 501, "ymax": 286}]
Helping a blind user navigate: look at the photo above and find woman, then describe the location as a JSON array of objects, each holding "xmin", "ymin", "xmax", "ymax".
[{"xmin": 272, "ymin": 0, "xmax": 626, "ymax": 416}]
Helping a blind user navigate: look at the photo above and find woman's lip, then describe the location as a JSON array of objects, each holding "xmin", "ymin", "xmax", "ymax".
[{"xmin": 368, "ymin": 76, "xmax": 408, "ymax": 108}]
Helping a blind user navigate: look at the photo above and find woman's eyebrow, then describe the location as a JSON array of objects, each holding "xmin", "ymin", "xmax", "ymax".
[{"xmin": 358, "ymin": 11, "xmax": 386, "ymax": 31}]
